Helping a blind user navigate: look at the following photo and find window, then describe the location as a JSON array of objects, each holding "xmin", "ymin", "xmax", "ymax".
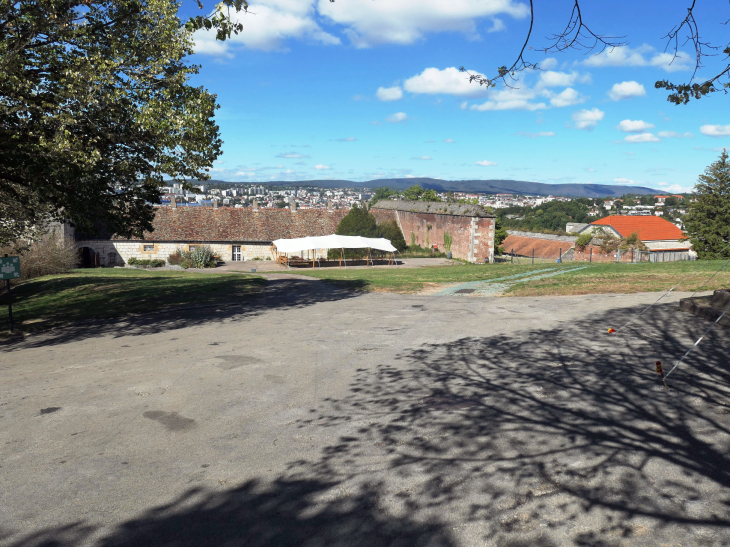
[
  {"xmin": 232, "ymin": 246, "xmax": 242, "ymax": 261},
  {"xmin": 143, "ymin": 244, "xmax": 154, "ymax": 252},
  {"xmin": 108, "ymin": 252, "xmax": 118, "ymax": 265}
]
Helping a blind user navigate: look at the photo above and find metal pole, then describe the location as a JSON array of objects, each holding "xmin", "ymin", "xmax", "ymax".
[
  {"xmin": 590, "ymin": 248, "xmax": 592, "ymax": 263},
  {"xmin": 532, "ymin": 248, "xmax": 534, "ymax": 265},
  {"xmin": 511, "ymin": 249, "xmax": 514, "ymax": 264},
  {"xmin": 5, "ymin": 279, "xmax": 12, "ymax": 333}
]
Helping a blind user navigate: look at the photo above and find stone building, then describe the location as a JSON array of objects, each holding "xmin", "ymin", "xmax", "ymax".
[
  {"xmin": 75, "ymin": 205, "xmax": 347, "ymax": 267},
  {"xmin": 371, "ymin": 200, "xmax": 496, "ymax": 263}
]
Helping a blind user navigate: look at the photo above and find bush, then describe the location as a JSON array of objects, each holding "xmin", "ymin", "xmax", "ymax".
[
  {"xmin": 127, "ymin": 257, "xmax": 165, "ymax": 268},
  {"xmin": 0, "ymin": 234, "xmax": 78, "ymax": 281},
  {"xmin": 377, "ymin": 220, "xmax": 407, "ymax": 252},
  {"xmin": 181, "ymin": 245, "xmax": 217, "ymax": 268},
  {"xmin": 575, "ymin": 232, "xmax": 593, "ymax": 250},
  {"xmin": 167, "ymin": 248, "xmax": 185, "ymax": 266}
]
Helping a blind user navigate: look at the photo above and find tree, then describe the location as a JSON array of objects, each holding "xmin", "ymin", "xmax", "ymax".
[
  {"xmin": 378, "ymin": 220, "xmax": 407, "ymax": 252},
  {"xmin": 1, "ymin": 1, "xmax": 222, "ymax": 244},
  {"xmin": 494, "ymin": 218, "xmax": 508, "ymax": 255},
  {"xmin": 456, "ymin": 0, "xmax": 729, "ymax": 105},
  {"xmin": 402, "ymin": 185, "xmax": 424, "ymax": 201},
  {"xmin": 370, "ymin": 187, "xmax": 397, "ymax": 206},
  {"xmin": 335, "ymin": 204, "xmax": 379, "ymax": 238},
  {"xmin": 685, "ymin": 150, "xmax": 730, "ymax": 259}
]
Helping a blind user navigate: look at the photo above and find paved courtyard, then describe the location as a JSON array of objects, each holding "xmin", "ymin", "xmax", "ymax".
[{"xmin": 1, "ymin": 278, "xmax": 730, "ymax": 546}]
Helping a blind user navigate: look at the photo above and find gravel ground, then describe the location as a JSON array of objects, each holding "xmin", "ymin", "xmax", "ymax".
[{"xmin": 1, "ymin": 279, "xmax": 729, "ymax": 547}]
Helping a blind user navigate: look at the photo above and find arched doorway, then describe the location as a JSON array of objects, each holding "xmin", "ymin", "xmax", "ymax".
[{"xmin": 78, "ymin": 247, "xmax": 97, "ymax": 268}]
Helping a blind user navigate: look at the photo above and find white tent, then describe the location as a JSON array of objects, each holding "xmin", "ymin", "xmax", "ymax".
[{"xmin": 272, "ymin": 234, "xmax": 397, "ymax": 254}]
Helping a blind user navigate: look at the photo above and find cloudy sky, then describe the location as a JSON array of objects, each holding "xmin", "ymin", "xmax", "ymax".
[{"xmin": 179, "ymin": 0, "xmax": 730, "ymax": 193}]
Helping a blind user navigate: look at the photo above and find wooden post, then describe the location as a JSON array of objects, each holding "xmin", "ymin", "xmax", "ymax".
[
  {"xmin": 511, "ymin": 249, "xmax": 513, "ymax": 264},
  {"xmin": 312, "ymin": 249, "xmax": 315, "ymax": 268},
  {"xmin": 340, "ymin": 248, "xmax": 343, "ymax": 268},
  {"xmin": 590, "ymin": 248, "xmax": 592, "ymax": 263}
]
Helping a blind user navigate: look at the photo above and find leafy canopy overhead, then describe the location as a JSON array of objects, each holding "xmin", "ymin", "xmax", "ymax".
[
  {"xmin": 1, "ymin": 0, "xmax": 222, "ymax": 243},
  {"xmin": 685, "ymin": 150, "xmax": 730, "ymax": 259}
]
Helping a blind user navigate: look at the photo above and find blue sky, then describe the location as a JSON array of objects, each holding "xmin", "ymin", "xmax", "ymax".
[{"xmin": 179, "ymin": 0, "xmax": 730, "ymax": 193}]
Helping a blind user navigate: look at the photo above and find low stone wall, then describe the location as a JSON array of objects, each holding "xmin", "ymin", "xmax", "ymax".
[{"xmin": 680, "ymin": 289, "xmax": 730, "ymax": 327}]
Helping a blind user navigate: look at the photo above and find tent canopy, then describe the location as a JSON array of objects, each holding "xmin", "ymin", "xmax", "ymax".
[{"xmin": 273, "ymin": 234, "xmax": 397, "ymax": 254}]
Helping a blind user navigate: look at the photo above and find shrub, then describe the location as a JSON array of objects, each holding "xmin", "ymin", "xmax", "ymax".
[
  {"xmin": 167, "ymin": 249, "xmax": 185, "ymax": 266},
  {"xmin": 0, "ymin": 234, "xmax": 78, "ymax": 281},
  {"xmin": 127, "ymin": 257, "xmax": 139, "ymax": 265},
  {"xmin": 377, "ymin": 220, "xmax": 407, "ymax": 252},
  {"xmin": 575, "ymin": 232, "xmax": 593, "ymax": 250},
  {"xmin": 149, "ymin": 259, "xmax": 165, "ymax": 267},
  {"xmin": 182, "ymin": 245, "xmax": 217, "ymax": 268}
]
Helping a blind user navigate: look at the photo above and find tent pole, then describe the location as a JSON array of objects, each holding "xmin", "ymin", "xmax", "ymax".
[
  {"xmin": 312, "ymin": 249, "xmax": 315, "ymax": 268},
  {"xmin": 340, "ymin": 248, "xmax": 342, "ymax": 268}
]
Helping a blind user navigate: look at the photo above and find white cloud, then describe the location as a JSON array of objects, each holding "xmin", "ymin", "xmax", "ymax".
[
  {"xmin": 470, "ymin": 84, "xmax": 547, "ymax": 111},
  {"xmin": 376, "ymin": 86, "xmax": 403, "ymax": 101},
  {"xmin": 537, "ymin": 70, "xmax": 591, "ymax": 88},
  {"xmin": 476, "ymin": 160, "xmax": 497, "ymax": 166},
  {"xmin": 657, "ymin": 131, "xmax": 693, "ymax": 138},
  {"xmin": 582, "ymin": 44, "xmax": 693, "ymax": 72},
  {"xmin": 608, "ymin": 81, "xmax": 646, "ymax": 101},
  {"xmin": 404, "ymin": 67, "xmax": 489, "ymax": 97},
  {"xmin": 276, "ymin": 152, "xmax": 310, "ymax": 158},
  {"xmin": 700, "ymin": 124, "xmax": 730, "ymax": 137},
  {"xmin": 194, "ymin": 1, "xmax": 340, "ymax": 55},
  {"xmin": 443, "ymin": 138, "xmax": 455, "ymax": 143},
  {"xmin": 549, "ymin": 87, "xmax": 585, "ymax": 107},
  {"xmin": 318, "ymin": 0, "xmax": 529, "ymax": 47},
  {"xmin": 412, "ymin": 155, "xmax": 432, "ymax": 160},
  {"xmin": 572, "ymin": 108, "xmax": 604, "ymax": 130},
  {"xmin": 617, "ymin": 119, "xmax": 655, "ymax": 132},
  {"xmin": 541, "ymin": 57, "xmax": 558, "ymax": 70},
  {"xmin": 487, "ymin": 17, "xmax": 505, "ymax": 33},
  {"xmin": 386, "ymin": 112, "xmax": 409, "ymax": 123},
  {"xmin": 314, "ymin": 164, "xmax": 331, "ymax": 170},
  {"xmin": 613, "ymin": 177, "xmax": 637, "ymax": 184},
  {"xmin": 334, "ymin": 137, "xmax": 358, "ymax": 142},
  {"xmin": 517, "ymin": 131, "xmax": 555, "ymax": 138},
  {"xmin": 624, "ymin": 133, "xmax": 660, "ymax": 143}
]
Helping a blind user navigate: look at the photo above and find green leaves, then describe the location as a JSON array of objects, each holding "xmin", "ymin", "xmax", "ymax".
[
  {"xmin": 685, "ymin": 150, "xmax": 730, "ymax": 258},
  {"xmin": 1, "ymin": 1, "xmax": 223, "ymax": 242}
]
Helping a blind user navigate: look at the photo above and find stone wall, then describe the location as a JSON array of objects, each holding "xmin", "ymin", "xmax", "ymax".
[
  {"xmin": 75, "ymin": 240, "xmax": 284, "ymax": 266},
  {"xmin": 371, "ymin": 205, "xmax": 495, "ymax": 263}
]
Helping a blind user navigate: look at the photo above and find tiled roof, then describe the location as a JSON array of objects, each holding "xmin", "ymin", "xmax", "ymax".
[
  {"xmin": 590, "ymin": 215, "xmax": 685, "ymax": 241},
  {"xmin": 502, "ymin": 235, "xmax": 573, "ymax": 258},
  {"xmin": 372, "ymin": 200, "xmax": 494, "ymax": 217},
  {"xmin": 114, "ymin": 207, "xmax": 348, "ymax": 242}
]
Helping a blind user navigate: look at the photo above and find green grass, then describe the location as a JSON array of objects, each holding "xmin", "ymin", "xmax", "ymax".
[
  {"xmin": 0, "ymin": 268, "xmax": 265, "ymax": 335},
  {"xmin": 281, "ymin": 260, "xmax": 730, "ymax": 295}
]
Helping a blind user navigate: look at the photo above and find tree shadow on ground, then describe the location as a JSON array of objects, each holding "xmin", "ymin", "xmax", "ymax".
[
  {"xmin": 4, "ymin": 299, "xmax": 730, "ymax": 546},
  {"xmin": 294, "ymin": 302, "xmax": 730, "ymax": 545},
  {"xmin": 0, "ymin": 278, "xmax": 367, "ymax": 351},
  {"xmin": 5, "ymin": 479, "xmax": 456, "ymax": 547}
]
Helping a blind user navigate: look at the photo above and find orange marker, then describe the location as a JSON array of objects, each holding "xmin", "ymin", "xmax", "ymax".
[{"xmin": 655, "ymin": 360, "xmax": 668, "ymax": 389}]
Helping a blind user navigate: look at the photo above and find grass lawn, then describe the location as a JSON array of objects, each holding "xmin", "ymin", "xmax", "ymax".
[
  {"xmin": 282, "ymin": 260, "xmax": 730, "ymax": 295},
  {"xmin": 0, "ymin": 268, "xmax": 265, "ymax": 335}
]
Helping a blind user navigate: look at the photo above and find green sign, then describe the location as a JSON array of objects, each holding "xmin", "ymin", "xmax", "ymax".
[{"xmin": 0, "ymin": 256, "xmax": 20, "ymax": 280}]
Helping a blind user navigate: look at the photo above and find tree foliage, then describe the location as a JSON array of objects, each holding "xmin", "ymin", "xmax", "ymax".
[
  {"xmin": 378, "ymin": 219, "xmax": 407, "ymax": 252},
  {"xmin": 1, "ymin": 0, "xmax": 222, "ymax": 243},
  {"xmin": 335, "ymin": 204, "xmax": 379, "ymax": 238},
  {"xmin": 498, "ymin": 200, "xmax": 592, "ymax": 233},
  {"xmin": 685, "ymin": 150, "xmax": 730, "ymax": 259},
  {"xmin": 494, "ymin": 218, "xmax": 508, "ymax": 255}
]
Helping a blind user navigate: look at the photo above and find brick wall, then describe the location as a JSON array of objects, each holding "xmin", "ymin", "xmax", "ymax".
[{"xmin": 372, "ymin": 207, "xmax": 495, "ymax": 263}]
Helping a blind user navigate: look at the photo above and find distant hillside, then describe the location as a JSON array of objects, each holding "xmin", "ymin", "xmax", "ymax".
[{"xmin": 195, "ymin": 178, "xmax": 661, "ymax": 198}]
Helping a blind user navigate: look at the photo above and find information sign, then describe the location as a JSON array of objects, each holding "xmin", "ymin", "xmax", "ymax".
[{"xmin": 0, "ymin": 256, "xmax": 20, "ymax": 280}]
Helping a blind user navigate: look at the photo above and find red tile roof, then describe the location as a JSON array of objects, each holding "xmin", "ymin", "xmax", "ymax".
[
  {"xmin": 115, "ymin": 207, "xmax": 349, "ymax": 242},
  {"xmin": 590, "ymin": 215, "xmax": 685, "ymax": 241}
]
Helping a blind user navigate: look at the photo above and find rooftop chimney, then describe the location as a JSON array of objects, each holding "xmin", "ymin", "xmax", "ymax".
[
  {"xmin": 327, "ymin": 199, "xmax": 333, "ymax": 211},
  {"xmin": 290, "ymin": 198, "xmax": 297, "ymax": 212},
  {"xmin": 213, "ymin": 199, "xmax": 218, "ymax": 209},
  {"xmin": 253, "ymin": 199, "xmax": 259, "ymax": 211},
  {"xmin": 171, "ymin": 195, "xmax": 176, "ymax": 209}
]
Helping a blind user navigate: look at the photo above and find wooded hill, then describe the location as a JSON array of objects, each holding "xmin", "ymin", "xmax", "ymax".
[{"xmin": 199, "ymin": 178, "xmax": 660, "ymax": 198}]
